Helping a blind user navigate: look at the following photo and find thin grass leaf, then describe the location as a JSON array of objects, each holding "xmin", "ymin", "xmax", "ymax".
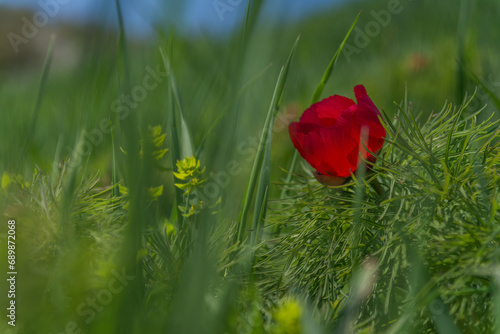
[
  {"xmin": 241, "ymin": 0, "xmax": 265, "ymax": 50},
  {"xmin": 160, "ymin": 35, "xmax": 195, "ymax": 221},
  {"xmin": 115, "ymin": 0, "xmax": 130, "ymax": 90},
  {"xmin": 110, "ymin": 118, "xmax": 119, "ymax": 198},
  {"xmin": 22, "ymin": 34, "xmax": 56, "ymax": 169},
  {"xmin": 311, "ymin": 11, "xmax": 361, "ymax": 104},
  {"xmin": 236, "ymin": 35, "xmax": 300, "ymax": 244},
  {"xmin": 333, "ymin": 258, "xmax": 378, "ymax": 334},
  {"xmin": 60, "ymin": 131, "xmax": 86, "ymax": 242},
  {"xmin": 250, "ymin": 122, "xmax": 272, "ymax": 250},
  {"xmin": 50, "ymin": 135, "xmax": 63, "ymax": 189},
  {"xmin": 160, "ymin": 45, "xmax": 194, "ymax": 159},
  {"xmin": 113, "ymin": 3, "xmax": 146, "ymax": 332},
  {"xmin": 455, "ymin": 0, "xmax": 470, "ymax": 102},
  {"xmin": 445, "ymin": 93, "xmax": 474, "ymax": 167}
]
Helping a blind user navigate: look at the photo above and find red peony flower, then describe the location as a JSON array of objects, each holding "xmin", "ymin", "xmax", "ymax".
[{"xmin": 289, "ymin": 85, "xmax": 385, "ymax": 186}]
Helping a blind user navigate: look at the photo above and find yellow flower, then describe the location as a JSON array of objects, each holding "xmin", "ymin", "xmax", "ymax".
[
  {"xmin": 273, "ymin": 298, "xmax": 302, "ymax": 334},
  {"xmin": 1, "ymin": 172, "xmax": 29, "ymax": 191},
  {"xmin": 174, "ymin": 156, "xmax": 207, "ymax": 217},
  {"xmin": 147, "ymin": 185, "xmax": 164, "ymax": 200},
  {"xmin": 1, "ymin": 172, "xmax": 11, "ymax": 190},
  {"xmin": 164, "ymin": 219, "xmax": 176, "ymax": 237},
  {"xmin": 174, "ymin": 157, "xmax": 205, "ymax": 179},
  {"xmin": 121, "ymin": 125, "xmax": 168, "ymax": 161}
]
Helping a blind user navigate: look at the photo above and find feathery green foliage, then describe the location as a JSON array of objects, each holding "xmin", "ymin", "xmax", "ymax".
[
  {"xmin": 258, "ymin": 92, "xmax": 500, "ymax": 332},
  {"xmin": 1, "ymin": 0, "xmax": 500, "ymax": 333}
]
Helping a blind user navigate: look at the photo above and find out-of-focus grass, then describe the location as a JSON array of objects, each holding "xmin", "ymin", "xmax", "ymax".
[
  {"xmin": 1, "ymin": 0, "xmax": 500, "ymax": 333},
  {"xmin": 2, "ymin": 0, "xmax": 499, "ymax": 189}
]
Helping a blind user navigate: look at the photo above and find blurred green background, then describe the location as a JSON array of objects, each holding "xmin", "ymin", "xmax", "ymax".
[
  {"xmin": 1, "ymin": 0, "xmax": 500, "ymax": 333},
  {"xmin": 2, "ymin": 0, "xmax": 499, "ymax": 179}
]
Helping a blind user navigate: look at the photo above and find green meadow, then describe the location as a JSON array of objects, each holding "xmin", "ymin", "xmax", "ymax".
[{"xmin": 1, "ymin": 0, "xmax": 500, "ymax": 333}]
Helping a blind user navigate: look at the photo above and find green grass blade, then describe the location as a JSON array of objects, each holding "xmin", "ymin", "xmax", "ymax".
[
  {"xmin": 311, "ymin": 11, "xmax": 361, "ymax": 104},
  {"xmin": 241, "ymin": 0, "xmax": 265, "ymax": 49},
  {"xmin": 22, "ymin": 34, "xmax": 56, "ymax": 169},
  {"xmin": 110, "ymin": 118, "xmax": 119, "ymax": 198},
  {"xmin": 163, "ymin": 33, "xmax": 183, "ymax": 221},
  {"xmin": 50, "ymin": 135, "xmax": 63, "ymax": 189},
  {"xmin": 250, "ymin": 123, "xmax": 272, "ymax": 248},
  {"xmin": 160, "ymin": 36, "xmax": 195, "ymax": 221},
  {"xmin": 455, "ymin": 0, "xmax": 470, "ymax": 102},
  {"xmin": 113, "ymin": 2, "xmax": 145, "ymax": 332},
  {"xmin": 160, "ymin": 45, "xmax": 194, "ymax": 159},
  {"xmin": 333, "ymin": 258, "xmax": 377, "ymax": 334},
  {"xmin": 236, "ymin": 35, "xmax": 300, "ymax": 244},
  {"xmin": 350, "ymin": 128, "xmax": 368, "ymax": 265},
  {"xmin": 115, "ymin": 0, "xmax": 130, "ymax": 89},
  {"xmin": 445, "ymin": 95, "xmax": 472, "ymax": 167}
]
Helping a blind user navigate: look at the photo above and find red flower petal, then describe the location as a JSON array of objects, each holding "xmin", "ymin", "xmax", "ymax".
[
  {"xmin": 354, "ymin": 85, "xmax": 386, "ymax": 141},
  {"xmin": 317, "ymin": 126, "xmax": 358, "ymax": 177},
  {"xmin": 315, "ymin": 95, "xmax": 356, "ymax": 126},
  {"xmin": 289, "ymin": 85, "xmax": 386, "ymax": 180},
  {"xmin": 354, "ymin": 85, "xmax": 368, "ymax": 100},
  {"xmin": 300, "ymin": 125, "xmax": 358, "ymax": 177},
  {"xmin": 299, "ymin": 107, "xmax": 322, "ymax": 126},
  {"xmin": 289, "ymin": 122, "xmax": 318, "ymax": 162},
  {"xmin": 300, "ymin": 95, "xmax": 355, "ymax": 127}
]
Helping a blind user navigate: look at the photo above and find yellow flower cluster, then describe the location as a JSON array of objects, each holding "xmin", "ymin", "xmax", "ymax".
[
  {"xmin": 174, "ymin": 156, "xmax": 206, "ymax": 217},
  {"xmin": 121, "ymin": 125, "xmax": 168, "ymax": 161},
  {"xmin": 1, "ymin": 172, "xmax": 30, "ymax": 192},
  {"xmin": 146, "ymin": 125, "xmax": 168, "ymax": 161},
  {"xmin": 173, "ymin": 156, "xmax": 205, "ymax": 183},
  {"xmin": 118, "ymin": 184, "xmax": 163, "ymax": 200},
  {"xmin": 273, "ymin": 298, "xmax": 303, "ymax": 334}
]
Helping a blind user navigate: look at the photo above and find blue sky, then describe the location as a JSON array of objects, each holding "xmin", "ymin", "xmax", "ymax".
[{"xmin": 1, "ymin": 0, "xmax": 348, "ymax": 37}]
